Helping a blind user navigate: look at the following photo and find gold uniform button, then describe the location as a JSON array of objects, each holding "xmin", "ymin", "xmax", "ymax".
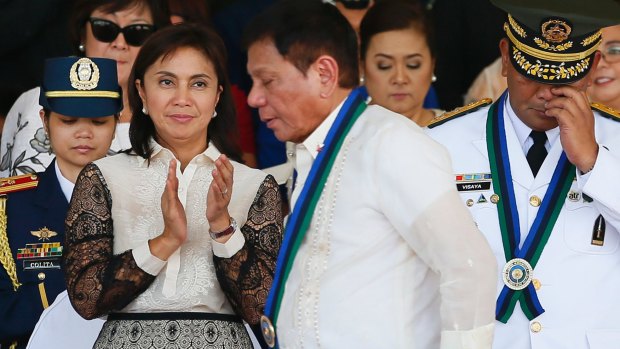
[
  {"xmin": 530, "ymin": 321, "xmax": 542, "ymax": 333},
  {"xmin": 532, "ymin": 278, "xmax": 541, "ymax": 290},
  {"xmin": 37, "ymin": 272, "xmax": 46, "ymax": 281},
  {"xmin": 466, "ymin": 199, "xmax": 475, "ymax": 207},
  {"xmin": 530, "ymin": 195, "xmax": 541, "ymax": 207},
  {"xmin": 490, "ymin": 194, "xmax": 500, "ymax": 204}
]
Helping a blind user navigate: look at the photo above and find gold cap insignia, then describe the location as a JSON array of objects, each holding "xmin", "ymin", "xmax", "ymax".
[
  {"xmin": 31, "ymin": 227, "xmax": 58, "ymax": 241},
  {"xmin": 70, "ymin": 57, "xmax": 100, "ymax": 91},
  {"xmin": 541, "ymin": 19, "xmax": 572, "ymax": 43}
]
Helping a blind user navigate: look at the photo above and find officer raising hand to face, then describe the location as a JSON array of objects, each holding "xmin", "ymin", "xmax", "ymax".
[
  {"xmin": 544, "ymin": 85, "xmax": 599, "ymax": 172},
  {"xmin": 427, "ymin": 0, "xmax": 620, "ymax": 348}
]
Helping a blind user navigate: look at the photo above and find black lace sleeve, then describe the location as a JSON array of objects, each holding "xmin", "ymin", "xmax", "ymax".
[
  {"xmin": 63, "ymin": 163, "xmax": 156, "ymax": 320},
  {"xmin": 214, "ymin": 174, "xmax": 283, "ymax": 326}
]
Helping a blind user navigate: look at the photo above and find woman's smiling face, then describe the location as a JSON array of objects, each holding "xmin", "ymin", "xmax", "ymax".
[{"xmin": 589, "ymin": 25, "xmax": 620, "ymax": 110}]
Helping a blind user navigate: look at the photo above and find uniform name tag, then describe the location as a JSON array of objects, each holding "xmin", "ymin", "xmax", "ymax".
[
  {"xmin": 23, "ymin": 259, "xmax": 61, "ymax": 270},
  {"xmin": 456, "ymin": 181, "xmax": 492, "ymax": 192}
]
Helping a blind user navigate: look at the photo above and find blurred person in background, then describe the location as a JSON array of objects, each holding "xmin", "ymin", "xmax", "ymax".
[
  {"xmin": 359, "ymin": 0, "xmax": 443, "ymax": 127},
  {"xmin": 331, "ymin": 0, "xmax": 375, "ymax": 34},
  {"xmin": 589, "ymin": 25, "xmax": 620, "ymax": 111},
  {"xmin": 0, "ymin": 0, "xmax": 170, "ymax": 177},
  {"xmin": 464, "ymin": 56, "xmax": 507, "ymax": 104}
]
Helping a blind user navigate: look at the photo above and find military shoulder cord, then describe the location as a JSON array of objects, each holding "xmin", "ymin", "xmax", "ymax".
[{"xmin": 0, "ymin": 195, "xmax": 20, "ymax": 290}]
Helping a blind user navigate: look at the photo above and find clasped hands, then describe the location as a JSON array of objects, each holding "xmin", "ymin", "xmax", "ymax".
[{"xmin": 149, "ymin": 155, "xmax": 234, "ymax": 261}]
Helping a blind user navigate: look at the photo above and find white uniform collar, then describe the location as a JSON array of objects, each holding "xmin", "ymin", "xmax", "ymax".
[
  {"xmin": 504, "ymin": 93, "xmax": 560, "ymax": 154},
  {"xmin": 54, "ymin": 160, "xmax": 74, "ymax": 202}
]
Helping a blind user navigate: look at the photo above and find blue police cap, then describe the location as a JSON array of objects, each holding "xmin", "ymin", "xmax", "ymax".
[{"xmin": 39, "ymin": 57, "xmax": 123, "ymax": 117}]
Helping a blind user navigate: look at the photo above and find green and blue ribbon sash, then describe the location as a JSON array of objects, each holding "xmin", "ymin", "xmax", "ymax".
[
  {"xmin": 263, "ymin": 87, "xmax": 368, "ymax": 347},
  {"xmin": 488, "ymin": 92, "xmax": 575, "ymax": 323}
]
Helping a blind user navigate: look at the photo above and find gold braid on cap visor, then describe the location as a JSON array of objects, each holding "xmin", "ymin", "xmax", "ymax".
[
  {"xmin": 504, "ymin": 22, "xmax": 601, "ymax": 62},
  {"xmin": 504, "ymin": 22, "xmax": 601, "ymax": 81},
  {"xmin": 45, "ymin": 91, "xmax": 121, "ymax": 98}
]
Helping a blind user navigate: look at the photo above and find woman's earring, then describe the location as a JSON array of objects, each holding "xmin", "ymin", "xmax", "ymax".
[
  {"xmin": 432, "ymin": 74, "xmax": 437, "ymax": 83},
  {"xmin": 78, "ymin": 43, "xmax": 85, "ymax": 52},
  {"xmin": 142, "ymin": 106, "xmax": 148, "ymax": 115},
  {"xmin": 359, "ymin": 75, "xmax": 365, "ymax": 85},
  {"xmin": 212, "ymin": 110, "xmax": 218, "ymax": 118}
]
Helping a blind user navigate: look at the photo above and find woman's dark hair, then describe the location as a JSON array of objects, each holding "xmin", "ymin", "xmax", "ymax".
[
  {"xmin": 359, "ymin": 0, "xmax": 436, "ymax": 61},
  {"xmin": 128, "ymin": 23, "xmax": 242, "ymax": 162},
  {"xmin": 69, "ymin": 0, "xmax": 171, "ymax": 54}
]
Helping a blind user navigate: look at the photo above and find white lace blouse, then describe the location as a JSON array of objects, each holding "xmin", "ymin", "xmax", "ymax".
[{"xmin": 64, "ymin": 140, "xmax": 283, "ymax": 325}]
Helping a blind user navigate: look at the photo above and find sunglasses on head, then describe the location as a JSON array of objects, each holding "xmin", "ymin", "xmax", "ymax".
[{"xmin": 89, "ymin": 18, "xmax": 155, "ymax": 47}]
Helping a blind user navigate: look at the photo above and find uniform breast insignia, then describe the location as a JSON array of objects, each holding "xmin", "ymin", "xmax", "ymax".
[
  {"xmin": 0, "ymin": 174, "xmax": 39, "ymax": 194},
  {"xmin": 591, "ymin": 214, "xmax": 606, "ymax": 246},
  {"xmin": 502, "ymin": 258, "xmax": 533, "ymax": 290},
  {"xmin": 31, "ymin": 227, "xmax": 58, "ymax": 241},
  {"xmin": 490, "ymin": 194, "xmax": 500, "ymax": 204},
  {"xmin": 16, "ymin": 242, "xmax": 63, "ymax": 270},
  {"xmin": 427, "ymin": 98, "xmax": 492, "ymax": 128},
  {"xmin": 591, "ymin": 102, "xmax": 620, "ymax": 122},
  {"xmin": 455, "ymin": 173, "xmax": 492, "ymax": 192},
  {"xmin": 567, "ymin": 190, "xmax": 581, "ymax": 202}
]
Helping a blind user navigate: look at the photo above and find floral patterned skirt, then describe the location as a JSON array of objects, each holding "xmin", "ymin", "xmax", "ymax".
[{"xmin": 93, "ymin": 312, "xmax": 252, "ymax": 349}]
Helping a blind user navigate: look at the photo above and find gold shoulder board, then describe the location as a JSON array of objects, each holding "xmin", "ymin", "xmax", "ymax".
[
  {"xmin": 591, "ymin": 102, "xmax": 620, "ymax": 122},
  {"xmin": 428, "ymin": 98, "xmax": 493, "ymax": 129},
  {"xmin": 0, "ymin": 174, "xmax": 39, "ymax": 195}
]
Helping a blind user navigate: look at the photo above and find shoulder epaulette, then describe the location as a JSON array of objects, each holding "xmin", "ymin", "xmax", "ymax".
[
  {"xmin": 591, "ymin": 102, "xmax": 620, "ymax": 122},
  {"xmin": 0, "ymin": 174, "xmax": 39, "ymax": 195},
  {"xmin": 428, "ymin": 98, "xmax": 493, "ymax": 129}
]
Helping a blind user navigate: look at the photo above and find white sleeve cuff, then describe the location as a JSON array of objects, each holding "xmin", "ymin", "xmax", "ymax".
[
  {"xmin": 132, "ymin": 242, "xmax": 167, "ymax": 276},
  {"xmin": 440, "ymin": 323, "xmax": 494, "ymax": 349},
  {"xmin": 212, "ymin": 229, "xmax": 245, "ymax": 258}
]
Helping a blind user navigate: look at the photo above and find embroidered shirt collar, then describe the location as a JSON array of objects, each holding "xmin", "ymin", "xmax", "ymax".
[
  {"xmin": 299, "ymin": 98, "xmax": 346, "ymax": 159},
  {"xmin": 138, "ymin": 138, "xmax": 221, "ymax": 166}
]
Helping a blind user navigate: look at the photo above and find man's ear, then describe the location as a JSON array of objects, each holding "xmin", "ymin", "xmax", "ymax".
[
  {"xmin": 499, "ymin": 38, "xmax": 510, "ymax": 78},
  {"xmin": 314, "ymin": 55, "xmax": 339, "ymax": 98}
]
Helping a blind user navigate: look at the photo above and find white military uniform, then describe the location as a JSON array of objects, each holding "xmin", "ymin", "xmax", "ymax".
[{"xmin": 426, "ymin": 96, "xmax": 620, "ymax": 349}]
